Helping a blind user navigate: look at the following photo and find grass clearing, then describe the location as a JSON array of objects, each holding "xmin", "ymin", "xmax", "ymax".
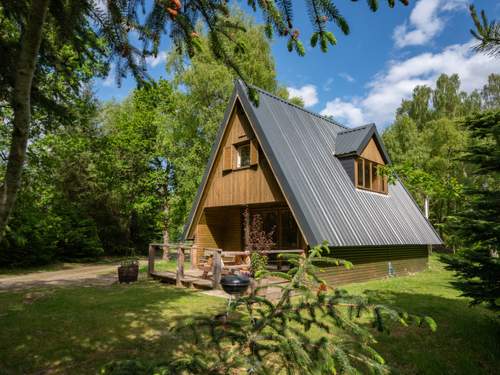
[
  {"xmin": 139, "ymin": 259, "xmax": 191, "ymax": 273},
  {"xmin": 0, "ymin": 256, "xmax": 498, "ymax": 374},
  {"xmin": 0, "ymin": 280, "xmax": 223, "ymax": 374},
  {"xmin": 342, "ymin": 256, "xmax": 499, "ymax": 375}
]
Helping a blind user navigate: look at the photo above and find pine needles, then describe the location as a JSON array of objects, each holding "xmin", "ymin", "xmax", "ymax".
[{"xmin": 167, "ymin": 242, "xmax": 436, "ymax": 374}]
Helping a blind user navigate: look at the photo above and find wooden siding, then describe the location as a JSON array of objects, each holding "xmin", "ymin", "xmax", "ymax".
[
  {"xmin": 188, "ymin": 101, "xmax": 286, "ymax": 239},
  {"xmin": 200, "ymin": 103, "xmax": 284, "ymax": 209},
  {"xmin": 194, "ymin": 206, "xmax": 242, "ymax": 264},
  {"xmin": 320, "ymin": 246, "xmax": 428, "ymax": 286},
  {"xmin": 360, "ymin": 138, "xmax": 385, "ymax": 164}
]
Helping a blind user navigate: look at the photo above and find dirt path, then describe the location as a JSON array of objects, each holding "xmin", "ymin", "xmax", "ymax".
[{"xmin": 0, "ymin": 263, "xmax": 124, "ymax": 291}]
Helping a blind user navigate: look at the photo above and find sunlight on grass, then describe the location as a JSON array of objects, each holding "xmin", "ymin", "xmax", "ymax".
[
  {"xmin": 0, "ymin": 255, "xmax": 498, "ymax": 374},
  {"xmin": 138, "ymin": 259, "xmax": 191, "ymax": 273}
]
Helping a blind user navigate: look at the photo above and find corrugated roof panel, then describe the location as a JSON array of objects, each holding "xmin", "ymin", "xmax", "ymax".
[{"xmin": 236, "ymin": 81, "xmax": 442, "ymax": 247}]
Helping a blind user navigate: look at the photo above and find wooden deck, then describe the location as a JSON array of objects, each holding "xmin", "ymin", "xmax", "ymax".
[
  {"xmin": 150, "ymin": 269, "xmax": 213, "ymax": 290},
  {"xmin": 147, "ymin": 243, "xmax": 303, "ymax": 297}
]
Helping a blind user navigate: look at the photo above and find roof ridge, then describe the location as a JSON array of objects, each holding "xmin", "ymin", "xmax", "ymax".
[
  {"xmin": 238, "ymin": 80, "xmax": 349, "ymax": 130},
  {"xmin": 338, "ymin": 123, "xmax": 374, "ymax": 135}
]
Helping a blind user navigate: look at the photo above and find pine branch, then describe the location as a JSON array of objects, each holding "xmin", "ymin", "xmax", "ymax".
[{"xmin": 469, "ymin": 5, "xmax": 500, "ymax": 57}]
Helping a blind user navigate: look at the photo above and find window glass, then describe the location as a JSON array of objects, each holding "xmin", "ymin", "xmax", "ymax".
[
  {"xmin": 364, "ymin": 160, "xmax": 371, "ymax": 189},
  {"xmin": 372, "ymin": 164, "xmax": 380, "ymax": 191},
  {"xmin": 261, "ymin": 211, "xmax": 278, "ymax": 246},
  {"xmin": 237, "ymin": 143, "xmax": 250, "ymax": 168},
  {"xmin": 355, "ymin": 157, "xmax": 387, "ymax": 194},
  {"xmin": 356, "ymin": 158, "xmax": 364, "ymax": 187},
  {"xmin": 280, "ymin": 210, "xmax": 298, "ymax": 249}
]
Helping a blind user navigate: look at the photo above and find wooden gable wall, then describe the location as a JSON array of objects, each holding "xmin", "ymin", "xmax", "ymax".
[
  {"xmin": 187, "ymin": 100, "xmax": 286, "ymax": 242},
  {"xmin": 200, "ymin": 101, "xmax": 285, "ymax": 209},
  {"xmin": 360, "ymin": 138, "xmax": 385, "ymax": 165}
]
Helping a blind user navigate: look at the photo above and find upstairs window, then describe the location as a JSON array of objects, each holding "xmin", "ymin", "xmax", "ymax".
[
  {"xmin": 356, "ymin": 157, "xmax": 388, "ymax": 194},
  {"xmin": 236, "ymin": 143, "xmax": 250, "ymax": 168}
]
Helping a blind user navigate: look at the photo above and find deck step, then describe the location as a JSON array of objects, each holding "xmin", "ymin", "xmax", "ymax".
[{"xmin": 150, "ymin": 271, "xmax": 213, "ymax": 290}]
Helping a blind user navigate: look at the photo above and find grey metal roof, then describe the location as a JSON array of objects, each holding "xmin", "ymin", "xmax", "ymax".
[{"xmin": 183, "ymin": 81, "xmax": 442, "ymax": 247}]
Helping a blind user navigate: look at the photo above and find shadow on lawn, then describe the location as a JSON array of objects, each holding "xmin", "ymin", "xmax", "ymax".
[
  {"xmin": 358, "ymin": 289, "xmax": 500, "ymax": 375},
  {"xmin": 0, "ymin": 280, "xmax": 224, "ymax": 374}
]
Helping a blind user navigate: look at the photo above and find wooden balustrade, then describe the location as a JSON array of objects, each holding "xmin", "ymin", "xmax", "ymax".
[{"xmin": 147, "ymin": 243, "xmax": 304, "ymax": 288}]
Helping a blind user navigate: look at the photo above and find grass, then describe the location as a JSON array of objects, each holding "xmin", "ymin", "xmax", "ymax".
[
  {"xmin": 0, "ymin": 256, "xmax": 498, "ymax": 374},
  {"xmin": 139, "ymin": 259, "xmax": 192, "ymax": 273},
  {"xmin": 0, "ymin": 280, "xmax": 223, "ymax": 374},
  {"xmin": 342, "ymin": 256, "xmax": 500, "ymax": 375}
]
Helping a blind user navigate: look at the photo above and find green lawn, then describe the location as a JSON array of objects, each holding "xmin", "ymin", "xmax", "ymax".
[
  {"xmin": 139, "ymin": 259, "xmax": 191, "ymax": 273},
  {"xmin": 0, "ymin": 256, "xmax": 498, "ymax": 374},
  {"xmin": 342, "ymin": 257, "xmax": 500, "ymax": 375}
]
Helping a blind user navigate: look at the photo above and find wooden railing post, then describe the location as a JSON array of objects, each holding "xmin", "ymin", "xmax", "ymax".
[
  {"xmin": 176, "ymin": 245, "xmax": 185, "ymax": 287},
  {"xmin": 190, "ymin": 245, "xmax": 197, "ymax": 270},
  {"xmin": 148, "ymin": 244, "xmax": 155, "ymax": 276},
  {"xmin": 212, "ymin": 249, "xmax": 222, "ymax": 290}
]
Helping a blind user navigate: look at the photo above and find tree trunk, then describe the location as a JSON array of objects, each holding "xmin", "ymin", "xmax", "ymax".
[
  {"xmin": 0, "ymin": 0, "xmax": 50, "ymax": 241},
  {"xmin": 162, "ymin": 203, "xmax": 170, "ymax": 260}
]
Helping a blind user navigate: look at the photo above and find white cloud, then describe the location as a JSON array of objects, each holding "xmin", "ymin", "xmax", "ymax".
[
  {"xmin": 323, "ymin": 77, "xmax": 334, "ymax": 92},
  {"xmin": 287, "ymin": 84, "xmax": 319, "ymax": 107},
  {"xmin": 320, "ymin": 41, "xmax": 500, "ymax": 127},
  {"xmin": 146, "ymin": 51, "xmax": 167, "ymax": 68},
  {"xmin": 393, "ymin": 0, "xmax": 467, "ymax": 48},
  {"xmin": 102, "ymin": 64, "xmax": 115, "ymax": 87},
  {"xmin": 320, "ymin": 98, "xmax": 365, "ymax": 126},
  {"xmin": 338, "ymin": 73, "xmax": 355, "ymax": 83}
]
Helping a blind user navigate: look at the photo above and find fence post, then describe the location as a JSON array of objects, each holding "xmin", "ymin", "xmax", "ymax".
[
  {"xmin": 176, "ymin": 246, "xmax": 185, "ymax": 287},
  {"xmin": 148, "ymin": 244, "xmax": 155, "ymax": 276},
  {"xmin": 212, "ymin": 249, "xmax": 222, "ymax": 290}
]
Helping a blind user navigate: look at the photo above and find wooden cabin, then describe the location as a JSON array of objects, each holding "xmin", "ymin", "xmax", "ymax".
[{"xmin": 182, "ymin": 81, "xmax": 442, "ymax": 285}]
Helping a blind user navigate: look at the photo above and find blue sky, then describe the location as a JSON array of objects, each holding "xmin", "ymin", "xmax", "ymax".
[{"xmin": 95, "ymin": 0, "xmax": 500, "ymax": 128}]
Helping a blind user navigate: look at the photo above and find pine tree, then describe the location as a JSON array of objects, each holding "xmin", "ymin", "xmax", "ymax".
[
  {"xmin": 469, "ymin": 5, "xmax": 500, "ymax": 57},
  {"xmin": 441, "ymin": 110, "xmax": 500, "ymax": 314},
  {"xmin": 161, "ymin": 242, "xmax": 436, "ymax": 374}
]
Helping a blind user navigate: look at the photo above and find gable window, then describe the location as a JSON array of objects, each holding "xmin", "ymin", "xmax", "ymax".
[
  {"xmin": 236, "ymin": 143, "xmax": 251, "ymax": 168},
  {"xmin": 356, "ymin": 157, "xmax": 388, "ymax": 194}
]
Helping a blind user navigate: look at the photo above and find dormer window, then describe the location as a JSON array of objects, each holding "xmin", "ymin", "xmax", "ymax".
[
  {"xmin": 236, "ymin": 143, "xmax": 251, "ymax": 168},
  {"xmin": 356, "ymin": 157, "xmax": 387, "ymax": 194}
]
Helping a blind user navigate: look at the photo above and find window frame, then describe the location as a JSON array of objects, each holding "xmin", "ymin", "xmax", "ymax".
[
  {"xmin": 236, "ymin": 142, "xmax": 251, "ymax": 169},
  {"xmin": 355, "ymin": 157, "xmax": 388, "ymax": 194}
]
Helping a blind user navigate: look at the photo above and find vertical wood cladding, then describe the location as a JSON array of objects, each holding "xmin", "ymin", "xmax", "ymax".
[
  {"xmin": 361, "ymin": 138, "xmax": 385, "ymax": 164},
  {"xmin": 194, "ymin": 207, "xmax": 242, "ymax": 261},
  {"xmin": 320, "ymin": 246, "xmax": 428, "ymax": 286},
  {"xmin": 201, "ymin": 102, "xmax": 284, "ymax": 208}
]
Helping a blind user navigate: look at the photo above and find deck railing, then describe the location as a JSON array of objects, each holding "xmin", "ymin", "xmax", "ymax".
[{"xmin": 148, "ymin": 243, "xmax": 304, "ymax": 289}]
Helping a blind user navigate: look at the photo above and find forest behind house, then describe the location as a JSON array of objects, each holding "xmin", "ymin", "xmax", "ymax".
[{"xmin": 0, "ymin": 12, "xmax": 498, "ymax": 268}]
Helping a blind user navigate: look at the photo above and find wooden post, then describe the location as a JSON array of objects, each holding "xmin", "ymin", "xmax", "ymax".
[
  {"xmin": 190, "ymin": 245, "xmax": 197, "ymax": 270},
  {"xmin": 212, "ymin": 249, "xmax": 222, "ymax": 290},
  {"xmin": 176, "ymin": 245, "xmax": 185, "ymax": 287},
  {"xmin": 148, "ymin": 244, "xmax": 155, "ymax": 276}
]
